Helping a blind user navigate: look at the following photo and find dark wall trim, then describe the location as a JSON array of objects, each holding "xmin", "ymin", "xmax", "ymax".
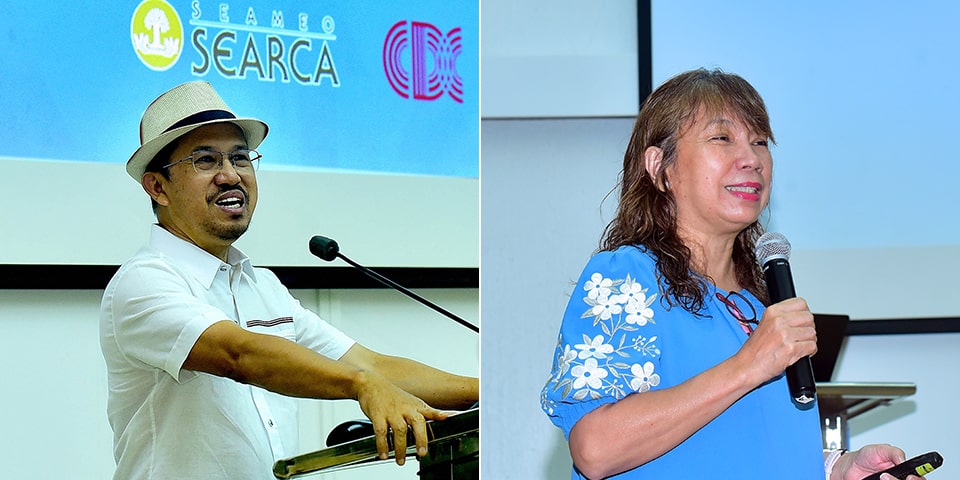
[
  {"xmin": 1, "ymin": 263, "xmax": 952, "ymax": 334},
  {"xmin": 846, "ymin": 317, "xmax": 960, "ymax": 336},
  {"xmin": 637, "ymin": 0, "xmax": 653, "ymax": 111},
  {"xmin": 273, "ymin": 266, "xmax": 478, "ymax": 290},
  {"xmin": 0, "ymin": 265, "xmax": 478, "ymax": 290}
]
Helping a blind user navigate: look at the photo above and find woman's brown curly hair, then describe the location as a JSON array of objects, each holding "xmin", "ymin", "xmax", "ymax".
[{"xmin": 600, "ymin": 68, "xmax": 774, "ymax": 312}]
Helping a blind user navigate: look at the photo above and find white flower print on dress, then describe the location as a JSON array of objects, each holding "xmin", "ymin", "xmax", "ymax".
[
  {"xmin": 575, "ymin": 334, "xmax": 614, "ymax": 360},
  {"xmin": 591, "ymin": 291, "xmax": 623, "ymax": 321},
  {"xmin": 571, "ymin": 357, "xmax": 608, "ymax": 390},
  {"xmin": 620, "ymin": 277, "xmax": 656, "ymax": 326},
  {"xmin": 557, "ymin": 344, "xmax": 577, "ymax": 377},
  {"xmin": 629, "ymin": 361, "xmax": 661, "ymax": 393},
  {"xmin": 584, "ymin": 272, "xmax": 614, "ymax": 300},
  {"xmin": 542, "ymin": 271, "xmax": 662, "ymax": 408}
]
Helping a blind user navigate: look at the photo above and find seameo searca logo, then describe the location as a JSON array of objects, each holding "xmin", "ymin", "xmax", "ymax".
[{"xmin": 131, "ymin": 0, "xmax": 184, "ymax": 71}]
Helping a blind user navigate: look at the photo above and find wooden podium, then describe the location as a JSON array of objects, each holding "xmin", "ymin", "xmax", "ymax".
[
  {"xmin": 272, "ymin": 409, "xmax": 478, "ymax": 479},
  {"xmin": 816, "ymin": 382, "xmax": 916, "ymax": 450}
]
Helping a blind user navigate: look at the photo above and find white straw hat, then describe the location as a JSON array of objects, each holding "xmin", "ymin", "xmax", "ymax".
[{"xmin": 125, "ymin": 81, "xmax": 268, "ymax": 181}]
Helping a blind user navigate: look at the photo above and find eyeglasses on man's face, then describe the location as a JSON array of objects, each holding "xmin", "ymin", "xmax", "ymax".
[{"xmin": 163, "ymin": 149, "xmax": 262, "ymax": 175}]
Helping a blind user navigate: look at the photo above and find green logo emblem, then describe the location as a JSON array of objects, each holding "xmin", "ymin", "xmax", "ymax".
[{"xmin": 131, "ymin": 0, "xmax": 183, "ymax": 71}]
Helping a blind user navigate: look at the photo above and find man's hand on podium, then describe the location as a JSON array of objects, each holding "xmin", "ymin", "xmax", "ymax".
[{"xmin": 355, "ymin": 370, "xmax": 450, "ymax": 465}]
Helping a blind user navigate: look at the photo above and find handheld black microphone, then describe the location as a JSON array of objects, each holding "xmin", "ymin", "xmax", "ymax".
[
  {"xmin": 308, "ymin": 235, "xmax": 479, "ymax": 333},
  {"xmin": 754, "ymin": 232, "xmax": 816, "ymax": 405}
]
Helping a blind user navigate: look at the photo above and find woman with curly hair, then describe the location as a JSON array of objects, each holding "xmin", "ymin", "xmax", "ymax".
[{"xmin": 541, "ymin": 68, "xmax": 920, "ymax": 480}]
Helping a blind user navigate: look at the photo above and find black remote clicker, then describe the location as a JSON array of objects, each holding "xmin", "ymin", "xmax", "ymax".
[{"xmin": 861, "ymin": 451, "xmax": 943, "ymax": 480}]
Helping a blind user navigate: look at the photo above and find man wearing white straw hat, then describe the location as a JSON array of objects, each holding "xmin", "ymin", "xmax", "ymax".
[{"xmin": 100, "ymin": 81, "xmax": 478, "ymax": 479}]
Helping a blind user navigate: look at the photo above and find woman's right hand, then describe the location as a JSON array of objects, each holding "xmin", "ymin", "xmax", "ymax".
[{"xmin": 736, "ymin": 296, "xmax": 818, "ymax": 386}]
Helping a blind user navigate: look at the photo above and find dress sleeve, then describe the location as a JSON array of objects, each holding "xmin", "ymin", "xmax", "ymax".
[{"xmin": 540, "ymin": 247, "xmax": 666, "ymax": 439}]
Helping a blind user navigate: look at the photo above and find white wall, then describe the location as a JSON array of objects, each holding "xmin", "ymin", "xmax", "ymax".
[
  {"xmin": 0, "ymin": 159, "xmax": 478, "ymax": 268},
  {"xmin": 0, "ymin": 289, "xmax": 116, "ymax": 478},
  {"xmin": 480, "ymin": 0, "xmax": 640, "ymax": 118},
  {"xmin": 0, "ymin": 287, "xmax": 477, "ymax": 479},
  {"xmin": 652, "ymin": 1, "xmax": 960, "ymax": 254}
]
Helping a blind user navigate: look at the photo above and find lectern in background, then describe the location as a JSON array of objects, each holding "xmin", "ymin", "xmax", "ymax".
[{"xmin": 811, "ymin": 314, "xmax": 916, "ymax": 450}]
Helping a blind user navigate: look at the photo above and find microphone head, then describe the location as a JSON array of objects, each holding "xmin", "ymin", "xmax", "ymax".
[
  {"xmin": 755, "ymin": 231, "xmax": 791, "ymax": 265},
  {"xmin": 309, "ymin": 235, "xmax": 340, "ymax": 262}
]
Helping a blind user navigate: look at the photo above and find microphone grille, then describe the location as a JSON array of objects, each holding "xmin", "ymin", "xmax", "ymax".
[
  {"xmin": 309, "ymin": 235, "xmax": 340, "ymax": 262},
  {"xmin": 754, "ymin": 231, "xmax": 791, "ymax": 264}
]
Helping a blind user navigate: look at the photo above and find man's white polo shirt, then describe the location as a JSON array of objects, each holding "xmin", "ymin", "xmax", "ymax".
[{"xmin": 100, "ymin": 225, "xmax": 355, "ymax": 479}]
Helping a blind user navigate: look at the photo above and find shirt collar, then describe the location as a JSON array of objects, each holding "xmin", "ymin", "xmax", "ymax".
[{"xmin": 149, "ymin": 224, "xmax": 257, "ymax": 288}]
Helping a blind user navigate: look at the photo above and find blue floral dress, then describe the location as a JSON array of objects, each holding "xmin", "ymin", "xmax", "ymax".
[{"xmin": 541, "ymin": 245, "xmax": 824, "ymax": 479}]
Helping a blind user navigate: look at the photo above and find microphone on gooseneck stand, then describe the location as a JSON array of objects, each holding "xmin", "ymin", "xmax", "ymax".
[
  {"xmin": 308, "ymin": 235, "xmax": 480, "ymax": 334},
  {"xmin": 754, "ymin": 232, "xmax": 817, "ymax": 405}
]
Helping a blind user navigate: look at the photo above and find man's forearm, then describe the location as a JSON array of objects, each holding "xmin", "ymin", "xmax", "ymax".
[
  {"xmin": 341, "ymin": 345, "xmax": 479, "ymax": 410},
  {"xmin": 388, "ymin": 359, "xmax": 478, "ymax": 410},
  {"xmin": 185, "ymin": 320, "xmax": 366, "ymax": 400}
]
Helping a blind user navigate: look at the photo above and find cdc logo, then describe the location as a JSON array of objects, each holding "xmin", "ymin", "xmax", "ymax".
[{"xmin": 383, "ymin": 21, "xmax": 463, "ymax": 103}]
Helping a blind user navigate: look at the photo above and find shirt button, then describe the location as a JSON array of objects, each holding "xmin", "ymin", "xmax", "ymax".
[
  {"xmin": 268, "ymin": 420, "xmax": 275, "ymax": 427},
  {"xmin": 219, "ymin": 265, "xmax": 228, "ymax": 272}
]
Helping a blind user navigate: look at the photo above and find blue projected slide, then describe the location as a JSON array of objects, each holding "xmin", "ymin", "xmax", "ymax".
[
  {"xmin": 0, "ymin": 0, "xmax": 478, "ymax": 178},
  {"xmin": 0, "ymin": 1, "xmax": 479, "ymax": 268}
]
